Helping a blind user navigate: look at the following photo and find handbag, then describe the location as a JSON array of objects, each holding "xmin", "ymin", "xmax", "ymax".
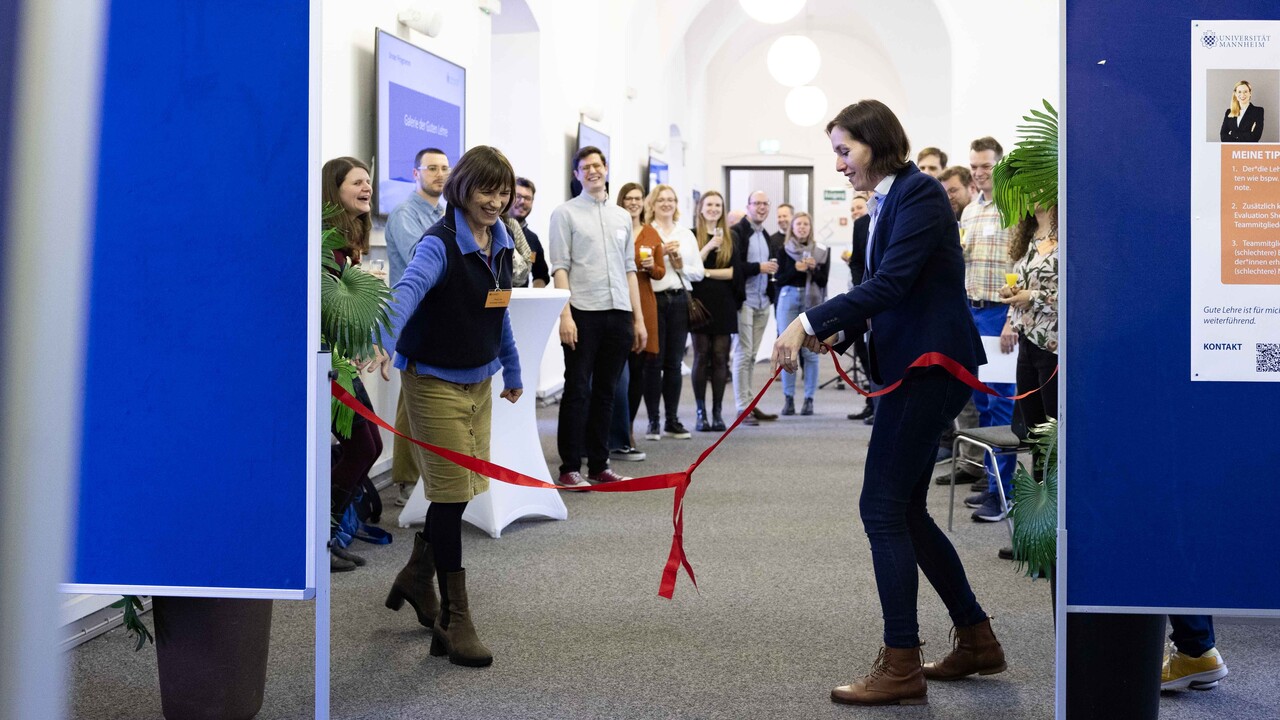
[{"xmin": 676, "ymin": 269, "xmax": 711, "ymax": 331}]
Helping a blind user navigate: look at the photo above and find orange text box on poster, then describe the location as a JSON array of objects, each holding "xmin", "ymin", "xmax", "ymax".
[{"xmin": 1221, "ymin": 144, "xmax": 1280, "ymax": 284}]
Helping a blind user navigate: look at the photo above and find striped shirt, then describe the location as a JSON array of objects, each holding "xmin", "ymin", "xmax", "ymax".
[{"xmin": 959, "ymin": 192, "xmax": 1014, "ymax": 302}]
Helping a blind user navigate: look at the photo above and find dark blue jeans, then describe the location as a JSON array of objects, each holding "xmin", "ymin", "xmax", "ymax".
[
  {"xmin": 862, "ymin": 366, "xmax": 987, "ymax": 648},
  {"xmin": 1169, "ymin": 615, "xmax": 1215, "ymax": 657}
]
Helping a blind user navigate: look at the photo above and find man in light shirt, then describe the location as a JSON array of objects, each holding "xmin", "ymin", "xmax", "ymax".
[{"xmin": 548, "ymin": 146, "xmax": 647, "ymax": 488}]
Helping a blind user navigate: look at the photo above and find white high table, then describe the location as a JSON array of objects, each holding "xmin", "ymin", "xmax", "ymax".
[{"xmin": 398, "ymin": 288, "xmax": 570, "ymax": 537}]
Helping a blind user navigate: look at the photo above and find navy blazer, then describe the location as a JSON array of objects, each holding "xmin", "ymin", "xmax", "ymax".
[
  {"xmin": 1221, "ymin": 105, "xmax": 1264, "ymax": 142},
  {"xmin": 805, "ymin": 163, "xmax": 985, "ymax": 385}
]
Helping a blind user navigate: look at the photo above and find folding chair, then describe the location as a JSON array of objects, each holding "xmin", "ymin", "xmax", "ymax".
[{"xmin": 945, "ymin": 425, "xmax": 1030, "ymax": 541}]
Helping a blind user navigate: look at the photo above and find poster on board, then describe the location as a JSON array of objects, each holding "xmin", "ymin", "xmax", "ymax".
[{"xmin": 1191, "ymin": 21, "xmax": 1280, "ymax": 381}]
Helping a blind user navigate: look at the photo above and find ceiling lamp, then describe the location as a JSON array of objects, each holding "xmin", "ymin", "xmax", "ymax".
[
  {"xmin": 767, "ymin": 35, "xmax": 820, "ymax": 87},
  {"xmin": 739, "ymin": 0, "xmax": 805, "ymax": 24},
  {"xmin": 785, "ymin": 85, "xmax": 828, "ymax": 127}
]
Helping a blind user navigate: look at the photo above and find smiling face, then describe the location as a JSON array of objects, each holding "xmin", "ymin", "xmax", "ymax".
[
  {"xmin": 1236, "ymin": 82, "xmax": 1253, "ymax": 106},
  {"xmin": 790, "ymin": 214, "xmax": 811, "ymax": 240},
  {"xmin": 574, "ymin": 152, "xmax": 608, "ymax": 194},
  {"xmin": 463, "ymin": 185, "xmax": 512, "ymax": 228},
  {"xmin": 829, "ymin": 126, "xmax": 879, "ymax": 193},
  {"xmin": 338, "ymin": 167, "xmax": 372, "ymax": 215},
  {"xmin": 747, "ymin": 192, "xmax": 770, "ymax": 223},
  {"xmin": 850, "ymin": 196, "xmax": 868, "ymax": 220},
  {"xmin": 653, "ymin": 188, "xmax": 677, "ymax": 221},
  {"xmin": 511, "ymin": 184, "xmax": 534, "ymax": 220},
  {"xmin": 970, "ymin": 148, "xmax": 999, "ymax": 195},
  {"xmin": 776, "ymin": 205, "xmax": 792, "ymax": 234},
  {"xmin": 700, "ymin": 194, "xmax": 723, "ymax": 224},
  {"xmin": 621, "ymin": 188, "xmax": 644, "ymax": 221}
]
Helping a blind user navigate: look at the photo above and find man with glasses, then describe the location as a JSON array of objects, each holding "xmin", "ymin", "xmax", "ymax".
[
  {"xmin": 511, "ymin": 177, "xmax": 549, "ymax": 287},
  {"xmin": 730, "ymin": 191, "xmax": 780, "ymax": 426},
  {"xmin": 385, "ymin": 147, "xmax": 450, "ymax": 505},
  {"xmin": 548, "ymin": 146, "xmax": 647, "ymax": 488}
]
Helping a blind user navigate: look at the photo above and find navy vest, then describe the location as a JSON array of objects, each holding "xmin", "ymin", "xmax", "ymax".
[{"xmin": 395, "ymin": 211, "xmax": 513, "ymax": 368}]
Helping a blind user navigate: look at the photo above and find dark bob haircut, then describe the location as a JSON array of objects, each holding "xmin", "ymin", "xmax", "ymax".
[
  {"xmin": 442, "ymin": 145, "xmax": 516, "ymax": 216},
  {"xmin": 825, "ymin": 100, "xmax": 911, "ymax": 180}
]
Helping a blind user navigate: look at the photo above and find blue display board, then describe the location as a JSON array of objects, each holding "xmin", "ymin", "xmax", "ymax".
[
  {"xmin": 66, "ymin": 1, "xmax": 312, "ymax": 597},
  {"xmin": 1066, "ymin": 3, "xmax": 1280, "ymax": 612}
]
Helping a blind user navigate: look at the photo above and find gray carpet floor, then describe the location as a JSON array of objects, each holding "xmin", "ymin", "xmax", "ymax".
[{"xmin": 67, "ymin": 361, "xmax": 1280, "ymax": 719}]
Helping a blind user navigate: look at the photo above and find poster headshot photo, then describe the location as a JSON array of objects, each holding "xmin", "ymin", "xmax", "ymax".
[{"xmin": 1207, "ymin": 69, "xmax": 1280, "ymax": 143}]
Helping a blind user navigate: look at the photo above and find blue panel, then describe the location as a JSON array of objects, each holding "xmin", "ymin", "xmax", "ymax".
[
  {"xmin": 74, "ymin": 1, "xmax": 310, "ymax": 591},
  {"xmin": 1066, "ymin": 4, "xmax": 1280, "ymax": 609},
  {"xmin": 0, "ymin": 0, "xmax": 17, "ymax": 255}
]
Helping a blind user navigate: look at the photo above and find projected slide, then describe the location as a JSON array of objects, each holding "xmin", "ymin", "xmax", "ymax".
[{"xmin": 376, "ymin": 30, "xmax": 465, "ymax": 215}]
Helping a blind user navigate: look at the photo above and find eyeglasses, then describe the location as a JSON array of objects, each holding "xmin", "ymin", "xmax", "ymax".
[
  {"xmin": 749, "ymin": 200, "xmax": 771, "ymax": 207},
  {"xmin": 417, "ymin": 165, "xmax": 450, "ymax": 173}
]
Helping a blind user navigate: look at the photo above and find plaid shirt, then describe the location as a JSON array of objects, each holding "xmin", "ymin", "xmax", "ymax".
[{"xmin": 959, "ymin": 193, "xmax": 1014, "ymax": 302}]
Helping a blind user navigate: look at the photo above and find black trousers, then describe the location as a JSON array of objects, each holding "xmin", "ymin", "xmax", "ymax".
[
  {"xmin": 1015, "ymin": 334, "xmax": 1058, "ymax": 431},
  {"xmin": 558, "ymin": 308, "xmax": 633, "ymax": 475},
  {"xmin": 645, "ymin": 290, "xmax": 689, "ymax": 424}
]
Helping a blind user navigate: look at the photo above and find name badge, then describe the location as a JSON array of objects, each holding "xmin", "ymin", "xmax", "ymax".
[
  {"xmin": 485, "ymin": 289, "xmax": 512, "ymax": 308},
  {"xmin": 615, "ymin": 227, "xmax": 627, "ymax": 242}
]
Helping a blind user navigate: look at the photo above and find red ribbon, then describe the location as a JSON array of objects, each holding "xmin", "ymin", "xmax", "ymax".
[{"xmin": 331, "ymin": 349, "xmax": 1055, "ymax": 599}]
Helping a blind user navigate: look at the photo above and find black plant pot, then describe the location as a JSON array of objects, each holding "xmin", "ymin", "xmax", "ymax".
[
  {"xmin": 153, "ymin": 596, "xmax": 273, "ymax": 720},
  {"xmin": 1066, "ymin": 611, "xmax": 1164, "ymax": 720}
]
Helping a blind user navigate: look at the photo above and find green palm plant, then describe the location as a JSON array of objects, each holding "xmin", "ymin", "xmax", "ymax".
[
  {"xmin": 1010, "ymin": 419, "xmax": 1057, "ymax": 580},
  {"xmin": 321, "ymin": 203, "xmax": 396, "ymax": 438},
  {"xmin": 992, "ymin": 99, "xmax": 1058, "ymax": 229},
  {"xmin": 992, "ymin": 99, "xmax": 1060, "ymax": 581}
]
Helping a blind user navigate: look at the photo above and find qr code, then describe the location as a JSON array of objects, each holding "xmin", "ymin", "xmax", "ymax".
[{"xmin": 1258, "ymin": 343, "xmax": 1280, "ymax": 372}]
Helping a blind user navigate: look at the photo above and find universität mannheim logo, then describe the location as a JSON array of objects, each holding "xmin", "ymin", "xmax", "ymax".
[{"xmin": 1201, "ymin": 29, "xmax": 1217, "ymax": 48}]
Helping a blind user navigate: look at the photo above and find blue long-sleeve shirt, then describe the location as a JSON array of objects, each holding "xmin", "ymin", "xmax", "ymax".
[{"xmin": 378, "ymin": 207, "xmax": 522, "ymax": 389}]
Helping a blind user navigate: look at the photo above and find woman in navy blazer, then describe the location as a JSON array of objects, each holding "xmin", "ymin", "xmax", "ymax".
[
  {"xmin": 1220, "ymin": 80, "xmax": 1264, "ymax": 142},
  {"xmin": 773, "ymin": 100, "xmax": 1004, "ymax": 707}
]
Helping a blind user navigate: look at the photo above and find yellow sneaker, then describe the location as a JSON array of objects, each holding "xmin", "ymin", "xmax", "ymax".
[{"xmin": 1161, "ymin": 644, "xmax": 1227, "ymax": 691}]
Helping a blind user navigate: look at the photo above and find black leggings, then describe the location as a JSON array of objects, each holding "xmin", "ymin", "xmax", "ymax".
[
  {"xmin": 426, "ymin": 501, "xmax": 468, "ymax": 573},
  {"xmin": 645, "ymin": 291, "xmax": 689, "ymax": 423},
  {"xmin": 691, "ymin": 332, "xmax": 732, "ymax": 408}
]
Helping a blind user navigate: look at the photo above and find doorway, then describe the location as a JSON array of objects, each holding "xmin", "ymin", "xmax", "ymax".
[{"xmin": 724, "ymin": 166, "xmax": 813, "ymax": 233}]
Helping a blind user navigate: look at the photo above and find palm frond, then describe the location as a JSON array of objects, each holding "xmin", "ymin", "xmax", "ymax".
[
  {"xmin": 110, "ymin": 595, "xmax": 154, "ymax": 651},
  {"xmin": 1009, "ymin": 419, "xmax": 1058, "ymax": 580},
  {"xmin": 329, "ymin": 355, "xmax": 358, "ymax": 439},
  {"xmin": 320, "ymin": 264, "xmax": 395, "ymax": 361},
  {"xmin": 992, "ymin": 99, "xmax": 1059, "ymax": 228}
]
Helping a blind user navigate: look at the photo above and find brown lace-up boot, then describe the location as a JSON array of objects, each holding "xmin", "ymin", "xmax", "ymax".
[
  {"xmin": 830, "ymin": 646, "xmax": 928, "ymax": 706},
  {"xmin": 430, "ymin": 569, "xmax": 493, "ymax": 667},
  {"xmin": 923, "ymin": 617, "xmax": 1007, "ymax": 680},
  {"xmin": 384, "ymin": 532, "xmax": 439, "ymax": 628}
]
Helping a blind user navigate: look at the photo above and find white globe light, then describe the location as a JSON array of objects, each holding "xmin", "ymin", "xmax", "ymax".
[
  {"xmin": 739, "ymin": 0, "xmax": 805, "ymax": 24},
  {"xmin": 785, "ymin": 85, "xmax": 828, "ymax": 127},
  {"xmin": 767, "ymin": 35, "xmax": 821, "ymax": 87}
]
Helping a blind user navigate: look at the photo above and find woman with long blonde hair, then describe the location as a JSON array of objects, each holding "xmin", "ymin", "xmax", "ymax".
[
  {"xmin": 689, "ymin": 191, "xmax": 738, "ymax": 431},
  {"xmin": 1220, "ymin": 80, "xmax": 1264, "ymax": 142}
]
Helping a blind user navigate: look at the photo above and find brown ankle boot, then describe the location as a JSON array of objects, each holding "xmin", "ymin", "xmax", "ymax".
[
  {"xmin": 923, "ymin": 617, "xmax": 1007, "ymax": 680},
  {"xmin": 384, "ymin": 532, "xmax": 438, "ymax": 628},
  {"xmin": 430, "ymin": 569, "xmax": 492, "ymax": 667},
  {"xmin": 830, "ymin": 646, "xmax": 927, "ymax": 706}
]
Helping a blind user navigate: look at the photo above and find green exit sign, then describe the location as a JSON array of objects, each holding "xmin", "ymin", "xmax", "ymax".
[{"xmin": 823, "ymin": 189, "xmax": 848, "ymax": 202}]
